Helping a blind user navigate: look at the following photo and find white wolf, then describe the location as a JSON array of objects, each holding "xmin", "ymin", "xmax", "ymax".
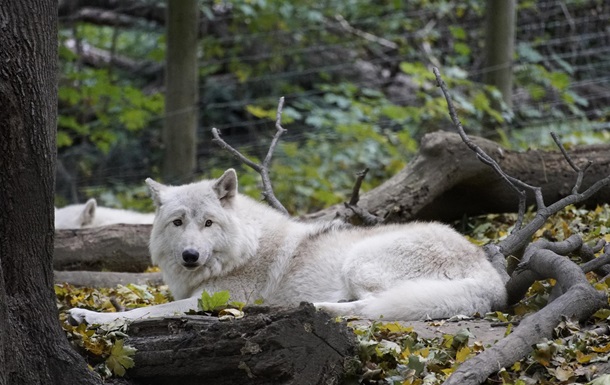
[
  {"xmin": 68, "ymin": 169, "xmax": 507, "ymax": 324},
  {"xmin": 55, "ymin": 198, "xmax": 155, "ymax": 229}
]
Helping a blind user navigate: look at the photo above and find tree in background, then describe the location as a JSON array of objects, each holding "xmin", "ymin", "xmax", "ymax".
[
  {"xmin": 484, "ymin": 0, "xmax": 516, "ymax": 109},
  {"xmin": 0, "ymin": 1, "xmax": 100, "ymax": 384},
  {"xmin": 162, "ymin": 0, "xmax": 199, "ymax": 184}
]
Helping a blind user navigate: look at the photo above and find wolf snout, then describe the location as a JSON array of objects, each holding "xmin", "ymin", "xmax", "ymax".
[{"xmin": 182, "ymin": 248, "xmax": 200, "ymax": 266}]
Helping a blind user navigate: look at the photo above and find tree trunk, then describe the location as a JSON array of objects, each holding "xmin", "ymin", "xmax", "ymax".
[
  {"xmin": 305, "ymin": 131, "xmax": 610, "ymax": 223},
  {"xmin": 123, "ymin": 304, "xmax": 357, "ymax": 385},
  {"xmin": 0, "ymin": 1, "xmax": 100, "ymax": 384},
  {"xmin": 162, "ymin": 0, "xmax": 199, "ymax": 184},
  {"xmin": 484, "ymin": 0, "xmax": 516, "ymax": 108}
]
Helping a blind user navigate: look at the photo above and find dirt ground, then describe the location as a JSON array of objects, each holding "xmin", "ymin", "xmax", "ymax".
[{"xmin": 350, "ymin": 318, "xmax": 508, "ymax": 346}]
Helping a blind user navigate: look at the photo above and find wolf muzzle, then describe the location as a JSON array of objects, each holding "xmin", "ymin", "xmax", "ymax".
[{"xmin": 181, "ymin": 248, "xmax": 200, "ymax": 268}]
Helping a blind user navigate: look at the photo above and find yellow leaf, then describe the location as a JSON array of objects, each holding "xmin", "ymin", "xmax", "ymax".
[
  {"xmin": 591, "ymin": 343, "xmax": 610, "ymax": 353},
  {"xmin": 106, "ymin": 340, "xmax": 136, "ymax": 377},
  {"xmin": 576, "ymin": 350, "xmax": 595, "ymax": 363},
  {"xmin": 383, "ymin": 322, "xmax": 413, "ymax": 333},
  {"xmin": 418, "ymin": 347, "xmax": 430, "ymax": 358},
  {"xmin": 473, "ymin": 341, "xmax": 485, "ymax": 353},
  {"xmin": 455, "ymin": 346, "xmax": 471, "ymax": 363}
]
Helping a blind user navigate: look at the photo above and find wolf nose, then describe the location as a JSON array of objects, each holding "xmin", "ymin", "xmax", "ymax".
[{"xmin": 182, "ymin": 249, "xmax": 200, "ymax": 264}]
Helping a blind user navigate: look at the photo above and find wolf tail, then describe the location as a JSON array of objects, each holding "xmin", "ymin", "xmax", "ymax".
[{"xmin": 315, "ymin": 277, "xmax": 507, "ymax": 320}]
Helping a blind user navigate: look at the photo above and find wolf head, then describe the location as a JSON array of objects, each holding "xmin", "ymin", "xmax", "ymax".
[
  {"xmin": 54, "ymin": 198, "xmax": 98, "ymax": 229},
  {"xmin": 146, "ymin": 169, "xmax": 255, "ymax": 289}
]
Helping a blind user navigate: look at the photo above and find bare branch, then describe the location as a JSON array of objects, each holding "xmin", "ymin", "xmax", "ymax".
[
  {"xmin": 343, "ymin": 202, "xmax": 381, "ymax": 226},
  {"xmin": 211, "ymin": 128, "xmax": 262, "ymax": 172},
  {"xmin": 550, "ymin": 131, "xmax": 593, "ymax": 194},
  {"xmin": 331, "ymin": 14, "xmax": 398, "ymax": 50},
  {"xmin": 433, "ymin": 67, "xmax": 610, "ymax": 257},
  {"xmin": 262, "ymin": 96, "xmax": 287, "ymax": 169},
  {"xmin": 432, "ymin": 67, "xmax": 538, "ymax": 231},
  {"xmin": 212, "ymin": 98, "xmax": 289, "ymax": 215},
  {"xmin": 348, "ymin": 168, "xmax": 369, "ymax": 206}
]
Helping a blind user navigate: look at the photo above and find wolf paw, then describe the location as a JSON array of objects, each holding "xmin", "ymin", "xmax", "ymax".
[
  {"xmin": 67, "ymin": 308, "xmax": 118, "ymax": 326},
  {"xmin": 313, "ymin": 301, "xmax": 357, "ymax": 317}
]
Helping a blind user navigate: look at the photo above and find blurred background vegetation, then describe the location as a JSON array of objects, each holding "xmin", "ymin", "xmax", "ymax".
[{"xmin": 56, "ymin": 0, "xmax": 609, "ymax": 214}]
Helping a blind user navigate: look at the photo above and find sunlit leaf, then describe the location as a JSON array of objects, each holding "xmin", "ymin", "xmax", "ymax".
[{"xmin": 105, "ymin": 339, "xmax": 136, "ymax": 377}]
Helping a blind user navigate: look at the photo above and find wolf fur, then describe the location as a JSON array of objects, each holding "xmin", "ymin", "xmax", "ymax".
[
  {"xmin": 68, "ymin": 169, "xmax": 507, "ymax": 324},
  {"xmin": 55, "ymin": 198, "xmax": 155, "ymax": 229}
]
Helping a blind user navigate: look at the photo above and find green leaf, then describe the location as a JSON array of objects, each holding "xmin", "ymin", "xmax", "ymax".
[
  {"xmin": 381, "ymin": 105, "xmax": 409, "ymax": 120},
  {"xmin": 449, "ymin": 26, "xmax": 466, "ymax": 40},
  {"xmin": 106, "ymin": 339, "xmax": 136, "ymax": 377},
  {"xmin": 198, "ymin": 290, "xmax": 231, "ymax": 312},
  {"xmin": 549, "ymin": 72, "xmax": 570, "ymax": 90}
]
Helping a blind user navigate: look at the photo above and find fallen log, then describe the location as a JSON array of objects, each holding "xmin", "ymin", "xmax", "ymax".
[
  {"xmin": 54, "ymin": 271, "xmax": 163, "ymax": 288},
  {"xmin": 305, "ymin": 131, "xmax": 610, "ymax": 223},
  {"xmin": 123, "ymin": 303, "xmax": 358, "ymax": 385},
  {"xmin": 54, "ymin": 224, "xmax": 152, "ymax": 272}
]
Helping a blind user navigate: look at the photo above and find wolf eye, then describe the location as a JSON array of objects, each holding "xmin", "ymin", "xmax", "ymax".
[
  {"xmin": 172, "ymin": 219, "xmax": 183, "ymax": 227},
  {"xmin": 204, "ymin": 220, "xmax": 213, "ymax": 227}
]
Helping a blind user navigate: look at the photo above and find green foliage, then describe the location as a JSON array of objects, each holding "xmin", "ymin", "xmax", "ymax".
[
  {"xmin": 198, "ymin": 290, "xmax": 231, "ymax": 312},
  {"xmin": 57, "ymin": 0, "xmax": 608, "ymax": 214},
  {"xmin": 83, "ymin": 184, "xmax": 156, "ymax": 212},
  {"xmin": 58, "ymin": 27, "xmax": 164, "ymax": 154}
]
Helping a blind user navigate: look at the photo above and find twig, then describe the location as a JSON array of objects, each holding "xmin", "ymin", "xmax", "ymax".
[
  {"xmin": 348, "ymin": 168, "xmax": 369, "ymax": 206},
  {"xmin": 550, "ymin": 132, "xmax": 592, "ymax": 194},
  {"xmin": 332, "ymin": 14, "xmax": 398, "ymax": 50},
  {"xmin": 212, "ymin": 97, "xmax": 289, "ymax": 215},
  {"xmin": 343, "ymin": 203, "xmax": 382, "ymax": 226},
  {"xmin": 432, "ymin": 67, "xmax": 539, "ymax": 232}
]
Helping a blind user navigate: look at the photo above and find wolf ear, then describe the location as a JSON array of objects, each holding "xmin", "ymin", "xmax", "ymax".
[
  {"xmin": 146, "ymin": 178, "xmax": 166, "ymax": 206},
  {"xmin": 213, "ymin": 169, "xmax": 238, "ymax": 207},
  {"xmin": 80, "ymin": 198, "xmax": 97, "ymax": 226}
]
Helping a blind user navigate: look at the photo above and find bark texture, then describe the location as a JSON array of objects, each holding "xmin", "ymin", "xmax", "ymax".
[
  {"xmin": 0, "ymin": 1, "xmax": 100, "ymax": 384},
  {"xmin": 54, "ymin": 224, "xmax": 152, "ymax": 272},
  {"xmin": 305, "ymin": 131, "xmax": 610, "ymax": 223},
  {"xmin": 123, "ymin": 303, "xmax": 358, "ymax": 385}
]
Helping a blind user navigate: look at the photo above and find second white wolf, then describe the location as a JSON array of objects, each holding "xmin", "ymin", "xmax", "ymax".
[
  {"xmin": 69, "ymin": 169, "xmax": 507, "ymax": 324},
  {"xmin": 55, "ymin": 198, "xmax": 155, "ymax": 229}
]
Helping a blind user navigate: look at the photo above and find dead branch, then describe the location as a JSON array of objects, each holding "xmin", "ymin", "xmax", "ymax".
[
  {"xmin": 330, "ymin": 14, "xmax": 398, "ymax": 50},
  {"xmin": 212, "ymin": 97, "xmax": 288, "ymax": 215},
  {"xmin": 444, "ymin": 238, "xmax": 608, "ymax": 385},
  {"xmin": 432, "ymin": 67, "xmax": 610, "ymax": 258},
  {"xmin": 432, "ymin": 67, "xmax": 610, "ymax": 385},
  {"xmin": 348, "ymin": 168, "xmax": 369, "ymax": 206},
  {"xmin": 64, "ymin": 38, "xmax": 162, "ymax": 76},
  {"xmin": 342, "ymin": 168, "xmax": 384, "ymax": 226}
]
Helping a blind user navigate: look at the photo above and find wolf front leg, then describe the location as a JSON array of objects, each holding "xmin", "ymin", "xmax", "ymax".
[{"xmin": 67, "ymin": 297, "xmax": 200, "ymax": 325}]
